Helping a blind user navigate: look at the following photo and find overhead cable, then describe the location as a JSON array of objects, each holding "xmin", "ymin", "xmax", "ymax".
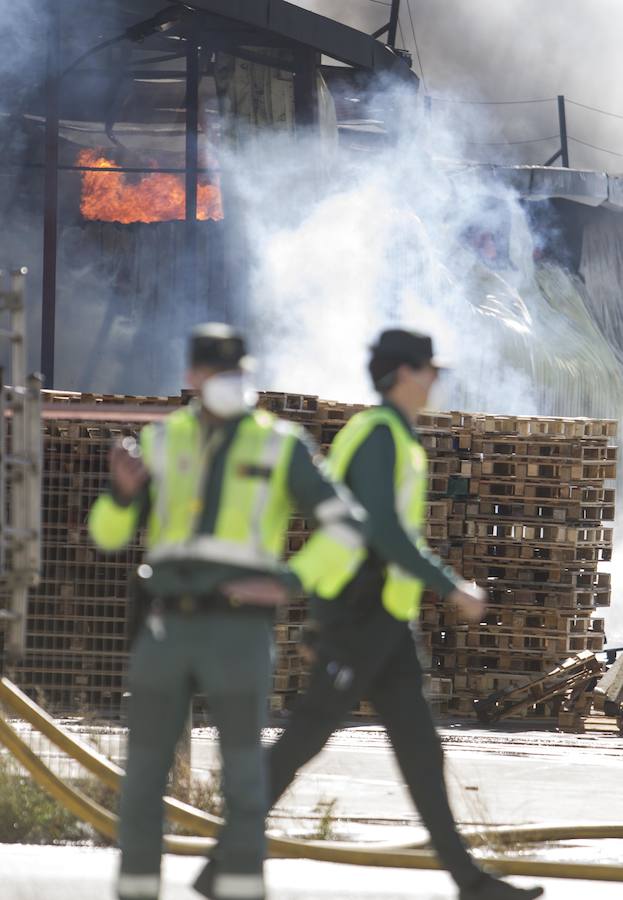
[
  {"xmin": 405, "ymin": 0, "xmax": 427, "ymax": 92},
  {"xmin": 568, "ymin": 136, "xmax": 623, "ymax": 158},
  {"xmin": 567, "ymin": 99, "xmax": 623, "ymax": 121}
]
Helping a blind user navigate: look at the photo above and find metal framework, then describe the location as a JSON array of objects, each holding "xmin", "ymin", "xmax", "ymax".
[
  {"xmin": 544, "ymin": 95, "xmax": 570, "ymax": 168},
  {"xmin": 37, "ymin": 0, "xmax": 417, "ymax": 388},
  {"xmin": 0, "ymin": 269, "xmax": 42, "ymax": 660},
  {"xmin": 372, "ymin": 0, "xmax": 402, "ymax": 48}
]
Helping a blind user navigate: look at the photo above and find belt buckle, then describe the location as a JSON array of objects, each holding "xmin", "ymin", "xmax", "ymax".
[{"xmin": 179, "ymin": 594, "xmax": 196, "ymax": 615}]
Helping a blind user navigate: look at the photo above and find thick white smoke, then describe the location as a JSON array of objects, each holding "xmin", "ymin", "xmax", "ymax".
[
  {"xmin": 220, "ymin": 80, "xmax": 623, "ymax": 641},
  {"xmin": 296, "ymin": 0, "xmax": 623, "ymax": 173},
  {"xmin": 224, "ymin": 84, "xmax": 620, "ymax": 407},
  {"xmin": 2, "ymin": 2, "xmax": 622, "ymax": 639}
]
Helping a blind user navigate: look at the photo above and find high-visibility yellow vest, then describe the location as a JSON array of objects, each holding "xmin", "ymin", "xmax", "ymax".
[
  {"xmin": 89, "ymin": 406, "xmax": 365, "ymax": 599},
  {"xmin": 327, "ymin": 405, "xmax": 428, "ymax": 621}
]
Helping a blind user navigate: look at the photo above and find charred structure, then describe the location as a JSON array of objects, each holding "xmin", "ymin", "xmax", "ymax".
[{"xmin": 0, "ymin": 0, "xmax": 417, "ymax": 392}]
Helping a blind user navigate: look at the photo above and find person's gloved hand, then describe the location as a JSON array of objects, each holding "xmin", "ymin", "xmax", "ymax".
[
  {"xmin": 447, "ymin": 580, "xmax": 487, "ymax": 623},
  {"xmin": 110, "ymin": 437, "xmax": 149, "ymax": 503}
]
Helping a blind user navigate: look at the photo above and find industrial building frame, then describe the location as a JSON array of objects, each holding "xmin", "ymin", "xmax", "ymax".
[{"xmin": 39, "ymin": 0, "xmax": 416, "ymax": 389}]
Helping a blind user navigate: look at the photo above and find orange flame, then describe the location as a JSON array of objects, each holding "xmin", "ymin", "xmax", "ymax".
[{"xmin": 77, "ymin": 149, "xmax": 223, "ymax": 224}]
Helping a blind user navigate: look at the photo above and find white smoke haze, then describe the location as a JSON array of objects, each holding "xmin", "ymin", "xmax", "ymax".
[
  {"xmin": 297, "ymin": 0, "xmax": 623, "ymax": 172},
  {"xmin": 227, "ymin": 83, "xmax": 621, "ymax": 410},
  {"xmin": 2, "ymin": 2, "xmax": 623, "ymax": 641},
  {"xmin": 0, "ymin": 0, "xmax": 49, "ymax": 90},
  {"xmin": 221, "ymin": 79, "xmax": 623, "ymax": 641}
]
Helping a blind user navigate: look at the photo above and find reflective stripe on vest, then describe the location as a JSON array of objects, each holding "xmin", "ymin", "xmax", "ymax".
[
  {"xmin": 327, "ymin": 406, "xmax": 428, "ymax": 621},
  {"xmin": 141, "ymin": 408, "xmax": 296, "ymax": 568},
  {"xmin": 146, "ymin": 535, "xmax": 281, "ymax": 570}
]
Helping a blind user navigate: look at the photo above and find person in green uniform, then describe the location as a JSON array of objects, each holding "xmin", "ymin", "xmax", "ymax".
[
  {"xmin": 268, "ymin": 329, "xmax": 544, "ymax": 900},
  {"xmin": 88, "ymin": 323, "xmax": 366, "ymax": 900}
]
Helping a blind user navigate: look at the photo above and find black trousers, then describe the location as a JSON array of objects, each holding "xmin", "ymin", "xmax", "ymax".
[{"xmin": 268, "ymin": 604, "xmax": 483, "ymax": 890}]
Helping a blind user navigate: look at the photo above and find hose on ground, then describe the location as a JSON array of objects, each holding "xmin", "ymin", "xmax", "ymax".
[{"xmin": 2, "ymin": 677, "xmax": 623, "ymax": 880}]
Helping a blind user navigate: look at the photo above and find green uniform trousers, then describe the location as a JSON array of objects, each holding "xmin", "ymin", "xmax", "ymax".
[{"xmin": 118, "ymin": 610, "xmax": 273, "ymax": 898}]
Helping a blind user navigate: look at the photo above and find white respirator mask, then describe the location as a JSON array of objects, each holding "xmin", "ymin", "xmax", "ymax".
[{"xmin": 201, "ymin": 371, "xmax": 257, "ymax": 418}]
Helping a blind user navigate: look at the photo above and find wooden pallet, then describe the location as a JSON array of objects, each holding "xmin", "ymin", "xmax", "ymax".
[
  {"xmin": 4, "ymin": 395, "xmax": 616, "ymax": 720},
  {"xmin": 470, "ymin": 436, "xmax": 615, "ymax": 462},
  {"xmin": 462, "ymin": 498, "xmax": 615, "ymax": 526},
  {"xmin": 473, "ymin": 651, "xmax": 603, "ymax": 723}
]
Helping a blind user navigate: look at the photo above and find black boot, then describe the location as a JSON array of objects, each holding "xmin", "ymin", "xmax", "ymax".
[
  {"xmin": 459, "ymin": 874, "xmax": 544, "ymax": 900},
  {"xmin": 193, "ymin": 859, "xmax": 215, "ymax": 898},
  {"xmin": 193, "ymin": 860, "xmax": 265, "ymax": 900}
]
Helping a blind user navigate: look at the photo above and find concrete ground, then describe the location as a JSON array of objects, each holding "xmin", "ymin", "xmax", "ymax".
[
  {"xmin": 254, "ymin": 723, "xmax": 623, "ymax": 838},
  {"xmin": 2, "ymin": 722, "xmax": 623, "ymax": 897},
  {"xmin": 2, "ymin": 844, "xmax": 622, "ymax": 900}
]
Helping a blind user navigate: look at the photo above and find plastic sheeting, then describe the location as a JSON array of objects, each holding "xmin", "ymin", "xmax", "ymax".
[
  {"xmin": 387, "ymin": 200, "xmax": 623, "ymax": 422},
  {"xmin": 390, "ymin": 198, "xmax": 623, "ymax": 642},
  {"xmin": 580, "ymin": 211, "xmax": 623, "ymax": 369}
]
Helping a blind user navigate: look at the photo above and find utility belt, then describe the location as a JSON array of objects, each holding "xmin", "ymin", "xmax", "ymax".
[
  {"xmin": 135, "ymin": 593, "xmax": 272, "ymax": 645},
  {"xmin": 127, "ymin": 578, "xmax": 271, "ymax": 647},
  {"xmin": 157, "ymin": 592, "xmax": 249, "ymax": 615}
]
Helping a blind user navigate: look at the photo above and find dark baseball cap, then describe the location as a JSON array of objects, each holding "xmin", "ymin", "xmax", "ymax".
[
  {"xmin": 370, "ymin": 328, "xmax": 448, "ymax": 370},
  {"xmin": 188, "ymin": 323, "xmax": 252, "ymax": 369}
]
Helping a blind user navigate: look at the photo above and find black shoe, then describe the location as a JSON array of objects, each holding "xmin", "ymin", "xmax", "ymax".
[
  {"xmin": 193, "ymin": 860, "xmax": 265, "ymax": 900},
  {"xmin": 193, "ymin": 859, "xmax": 214, "ymax": 898},
  {"xmin": 459, "ymin": 875, "xmax": 544, "ymax": 900}
]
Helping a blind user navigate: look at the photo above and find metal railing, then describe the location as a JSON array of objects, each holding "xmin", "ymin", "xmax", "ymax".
[{"xmin": 0, "ymin": 269, "xmax": 42, "ymax": 659}]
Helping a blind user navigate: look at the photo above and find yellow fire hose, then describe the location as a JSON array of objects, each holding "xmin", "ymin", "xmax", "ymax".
[
  {"xmin": 0, "ymin": 677, "xmax": 222, "ymax": 839},
  {"xmin": 2, "ymin": 678, "xmax": 623, "ymax": 881},
  {"xmin": 3, "ymin": 677, "xmax": 623, "ymax": 851}
]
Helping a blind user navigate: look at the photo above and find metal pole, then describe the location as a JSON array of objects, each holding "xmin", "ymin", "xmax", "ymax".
[
  {"xmin": 25, "ymin": 371, "xmax": 43, "ymax": 578},
  {"xmin": 185, "ymin": 39, "xmax": 200, "ymax": 309},
  {"xmin": 558, "ymin": 95, "xmax": 569, "ymax": 168},
  {"xmin": 41, "ymin": 4, "xmax": 60, "ymax": 389},
  {"xmin": 544, "ymin": 149, "xmax": 562, "ymax": 167},
  {"xmin": 3, "ymin": 269, "xmax": 41, "ymax": 660},
  {"xmin": 293, "ymin": 48, "xmax": 319, "ymax": 130},
  {"xmin": 388, "ymin": 0, "xmax": 401, "ymax": 48},
  {"xmin": 10, "ymin": 274, "xmax": 28, "ymax": 650}
]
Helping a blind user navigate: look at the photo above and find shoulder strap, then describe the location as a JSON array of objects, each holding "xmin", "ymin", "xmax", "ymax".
[{"xmin": 328, "ymin": 407, "xmax": 405, "ymax": 482}]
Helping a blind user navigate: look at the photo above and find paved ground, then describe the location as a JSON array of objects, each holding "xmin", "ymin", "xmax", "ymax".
[
  {"xmin": 255, "ymin": 724, "xmax": 623, "ymax": 837},
  {"xmin": 1, "ymin": 844, "xmax": 621, "ymax": 900},
  {"xmin": 79, "ymin": 721, "xmax": 623, "ymax": 837},
  {"xmin": 2, "ymin": 722, "xmax": 623, "ymax": 897}
]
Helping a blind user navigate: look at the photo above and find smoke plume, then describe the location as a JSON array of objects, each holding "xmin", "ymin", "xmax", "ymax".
[
  {"xmin": 221, "ymin": 78, "xmax": 623, "ymax": 640},
  {"xmin": 297, "ymin": 0, "xmax": 623, "ymax": 172}
]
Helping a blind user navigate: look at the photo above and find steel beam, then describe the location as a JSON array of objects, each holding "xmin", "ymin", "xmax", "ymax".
[
  {"xmin": 185, "ymin": 39, "xmax": 201, "ymax": 309},
  {"xmin": 40, "ymin": 4, "xmax": 61, "ymax": 389}
]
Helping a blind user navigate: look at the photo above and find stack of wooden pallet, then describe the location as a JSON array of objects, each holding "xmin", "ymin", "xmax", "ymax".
[
  {"xmin": 260, "ymin": 393, "xmax": 366, "ymax": 714},
  {"xmin": 418, "ymin": 411, "xmax": 615, "ymax": 720},
  {"xmin": 267, "ymin": 402, "xmax": 616, "ymax": 719},
  {"xmin": 473, "ymin": 650, "xmax": 603, "ymax": 724},
  {"xmin": 1, "ymin": 390, "xmax": 616, "ymax": 723}
]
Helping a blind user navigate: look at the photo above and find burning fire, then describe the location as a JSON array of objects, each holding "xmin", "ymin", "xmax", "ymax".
[{"xmin": 77, "ymin": 149, "xmax": 223, "ymax": 224}]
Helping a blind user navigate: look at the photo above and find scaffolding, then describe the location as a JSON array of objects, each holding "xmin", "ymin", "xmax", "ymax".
[{"xmin": 0, "ymin": 269, "xmax": 42, "ymax": 659}]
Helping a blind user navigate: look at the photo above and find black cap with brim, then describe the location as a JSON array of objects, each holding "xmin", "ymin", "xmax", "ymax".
[
  {"xmin": 370, "ymin": 328, "xmax": 449, "ymax": 371},
  {"xmin": 189, "ymin": 322, "xmax": 253, "ymax": 370}
]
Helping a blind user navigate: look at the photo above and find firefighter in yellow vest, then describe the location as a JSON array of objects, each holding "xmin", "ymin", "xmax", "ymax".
[
  {"xmin": 88, "ymin": 324, "xmax": 366, "ymax": 900},
  {"xmin": 268, "ymin": 329, "xmax": 543, "ymax": 900}
]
